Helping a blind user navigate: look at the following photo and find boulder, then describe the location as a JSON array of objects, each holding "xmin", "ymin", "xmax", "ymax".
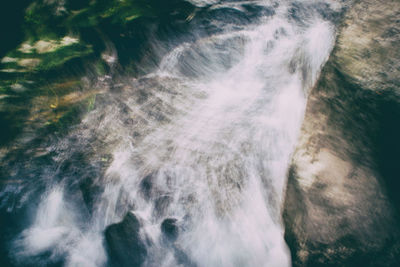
[
  {"xmin": 283, "ymin": 0, "xmax": 400, "ymax": 266},
  {"xmin": 161, "ymin": 218, "xmax": 179, "ymax": 241},
  {"xmin": 105, "ymin": 212, "xmax": 147, "ymax": 267}
]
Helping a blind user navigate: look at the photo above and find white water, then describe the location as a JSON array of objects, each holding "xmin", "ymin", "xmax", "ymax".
[{"xmin": 11, "ymin": 1, "xmax": 338, "ymax": 266}]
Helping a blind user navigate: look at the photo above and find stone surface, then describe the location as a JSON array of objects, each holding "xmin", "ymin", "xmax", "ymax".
[
  {"xmin": 161, "ymin": 218, "xmax": 179, "ymax": 241},
  {"xmin": 335, "ymin": 0, "xmax": 400, "ymax": 93},
  {"xmin": 283, "ymin": 0, "xmax": 400, "ymax": 266},
  {"xmin": 105, "ymin": 212, "xmax": 147, "ymax": 267}
]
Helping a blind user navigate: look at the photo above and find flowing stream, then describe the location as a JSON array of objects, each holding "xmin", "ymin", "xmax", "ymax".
[{"xmin": 1, "ymin": 0, "xmax": 343, "ymax": 266}]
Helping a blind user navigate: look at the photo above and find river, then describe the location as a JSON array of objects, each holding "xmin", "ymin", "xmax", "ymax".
[{"xmin": 0, "ymin": 0, "xmax": 344, "ymax": 266}]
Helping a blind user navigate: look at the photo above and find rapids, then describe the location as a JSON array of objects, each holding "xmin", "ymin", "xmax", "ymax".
[{"xmin": 0, "ymin": 0, "xmax": 345, "ymax": 266}]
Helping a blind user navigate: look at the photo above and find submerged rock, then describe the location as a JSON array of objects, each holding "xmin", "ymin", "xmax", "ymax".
[
  {"xmin": 154, "ymin": 195, "xmax": 173, "ymax": 218},
  {"xmin": 161, "ymin": 218, "xmax": 179, "ymax": 241},
  {"xmin": 284, "ymin": 0, "xmax": 400, "ymax": 266},
  {"xmin": 104, "ymin": 212, "xmax": 147, "ymax": 267}
]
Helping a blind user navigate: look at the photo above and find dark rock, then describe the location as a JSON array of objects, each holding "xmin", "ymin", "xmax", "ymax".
[
  {"xmin": 173, "ymin": 246, "xmax": 197, "ymax": 267},
  {"xmin": 105, "ymin": 212, "xmax": 147, "ymax": 267},
  {"xmin": 241, "ymin": 4, "xmax": 275, "ymax": 19},
  {"xmin": 140, "ymin": 173, "xmax": 156, "ymax": 200},
  {"xmin": 161, "ymin": 218, "xmax": 179, "ymax": 241},
  {"xmin": 208, "ymin": 8, "xmax": 251, "ymax": 25},
  {"xmin": 154, "ymin": 195, "xmax": 173, "ymax": 218}
]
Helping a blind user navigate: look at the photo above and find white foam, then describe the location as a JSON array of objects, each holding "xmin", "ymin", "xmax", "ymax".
[{"xmin": 13, "ymin": 1, "xmax": 339, "ymax": 266}]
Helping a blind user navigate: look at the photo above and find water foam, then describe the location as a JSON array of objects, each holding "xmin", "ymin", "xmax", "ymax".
[{"xmin": 10, "ymin": 1, "xmax": 338, "ymax": 266}]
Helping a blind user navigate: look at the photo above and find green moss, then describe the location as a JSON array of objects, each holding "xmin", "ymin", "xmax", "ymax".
[
  {"xmin": 66, "ymin": 8, "xmax": 99, "ymax": 28},
  {"xmin": 1, "ymin": 39, "xmax": 93, "ymax": 75},
  {"xmin": 87, "ymin": 94, "xmax": 96, "ymax": 111},
  {"xmin": 36, "ymin": 43, "xmax": 93, "ymax": 71},
  {"xmin": 65, "ymin": 0, "xmax": 150, "ymax": 28},
  {"xmin": 101, "ymin": 1, "xmax": 147, "ymax": 23},
  {"xmin": 23, "ymin": 2, "xmax": 66, "ymax": 41},
  {"xmin": 24, "ymin": 3, "xmax": 43, "ymax": 25},
  {"xmin": 94, "ymin": 60, "xmax": 107, "ymax": 75},
  {"xmin": 0, "ymin": 62, "xmax": 20, "ymax": 69},
  {"xmin": 0, "ymin": 0, "xmax": 196, "ymax": 149}
]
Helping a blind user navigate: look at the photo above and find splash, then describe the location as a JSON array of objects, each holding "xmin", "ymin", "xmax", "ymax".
[{"xmin": 6, "ymin": 1, "xmax": 340, "ymax": 266}]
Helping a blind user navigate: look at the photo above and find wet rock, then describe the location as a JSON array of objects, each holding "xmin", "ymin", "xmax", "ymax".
[
  {"xmin": 1, "ymin": 57, "xmax": 18, "ymax": 63},
  {"xmin": 17, "ymin": 58, "xmax": 41, "ymax": 68},
  {"xmin": 208, "ymin": 8, "xmax": 251, "ymax": 25},
  {"xmin": 154, "ymin": 195, "xmax": 173, "ymax": 218},
  {"xmin": 140, "ymin": 173, "xmax": 156, "ymax": 200},
  {"xmin": 284, "ymin": 0, "xmax": 400, "ymax": 266},
  {"xmin": 241, "ymin": 4, "xmax": 275, "ymax": 20},
  {"xmin": 334, "ymin": 0, "xmax": 400, "ymax": 93},
  {"xmin": 174, "ymin": 246, "xmax": 197, "ymax": 267},
  {"xmin": 139, "ymin": 172, "xmax": 170, "ymax": 201},
  {"xmin": 105, "ymin": 212, "xmax": 147, "ymax": 267},
  {"xmin": 161, "ymin": 218, "xmax": 179, "ymax": 241},
  {"xmin": 10, "ymin": 83, "xmax": 27, "ymax": 93}
]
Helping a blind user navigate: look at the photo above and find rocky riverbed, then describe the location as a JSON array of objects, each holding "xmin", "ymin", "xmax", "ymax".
[{"xmin": 1, "ymin": 0, "xmax": 400, "ymax": 266}]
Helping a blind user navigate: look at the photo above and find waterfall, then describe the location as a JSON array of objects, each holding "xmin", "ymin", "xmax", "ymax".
[{"xmin": 2, "ymin": 1, "xmax": 342, "ymax": 266}]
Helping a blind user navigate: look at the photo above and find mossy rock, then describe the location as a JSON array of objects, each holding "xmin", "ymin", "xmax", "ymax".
[{"xmin": 0, "ymin": 0, "xmax": 196, "ymax": 150}]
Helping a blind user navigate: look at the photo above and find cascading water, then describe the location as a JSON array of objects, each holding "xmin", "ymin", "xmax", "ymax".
[{"xmin": 1, "ymin": 0, "xmax": 343, "ymax": 266}]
